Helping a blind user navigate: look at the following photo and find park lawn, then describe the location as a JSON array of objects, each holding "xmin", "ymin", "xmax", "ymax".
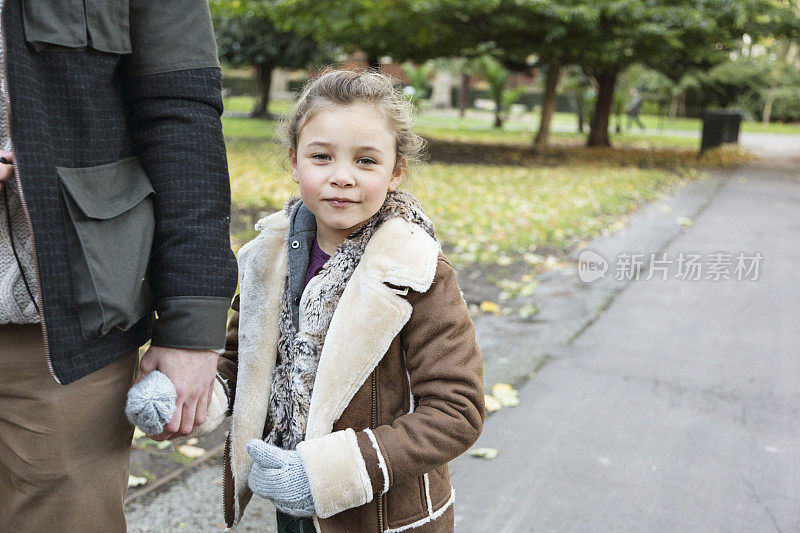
[
  {"xmin": 224, "ymin": 96, "xmax": 800, "ymax": 136},
  {"xmin": 225, "ymin": 137, "xmax": 701, "ymax": 268},
  {"xmin": 220, "ymin": 103, "xmax": 701, "ymax": 151},
  {"xmin": 223, "ymin": 95, "xmax": 293, "ymax": 115}
]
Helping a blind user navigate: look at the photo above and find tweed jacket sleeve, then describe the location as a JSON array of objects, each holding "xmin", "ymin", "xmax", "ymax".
[{"xmin": 120, "ymin": 0, "xmax": 238, "ymax": 350}]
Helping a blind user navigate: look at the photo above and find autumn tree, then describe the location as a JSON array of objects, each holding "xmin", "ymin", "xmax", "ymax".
[{"xmin": 211, "ymin": 2, "xmax": 322, "ymax": 117}]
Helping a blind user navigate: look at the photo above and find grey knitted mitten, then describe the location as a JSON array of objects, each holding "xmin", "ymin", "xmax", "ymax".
[
  {"xmin": 125, "ymin": 370, "xmax": 177, "ymax": 435},
  {"xmin": 247, "ymin": 439, "xmax": 316, "ymax": 517}
]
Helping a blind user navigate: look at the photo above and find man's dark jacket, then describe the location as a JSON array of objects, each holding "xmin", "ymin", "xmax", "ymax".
[{"xmin": 2, "ymin": 0, "xmax": 238, "ymax": 384}]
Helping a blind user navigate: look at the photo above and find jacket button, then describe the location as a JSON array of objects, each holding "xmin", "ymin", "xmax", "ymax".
[
  {"xmin": 293, "ymin": 295, "xmax": 301, "ymax": 306},
  {"xmin": 291, "ymin": 240, "xmax": 300, "ymax": 249}
]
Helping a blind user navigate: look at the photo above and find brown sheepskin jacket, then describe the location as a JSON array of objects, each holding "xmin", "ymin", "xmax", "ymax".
[{"xmin": 194, "ymin": 209, "xmax": 485, "ymax": 532}]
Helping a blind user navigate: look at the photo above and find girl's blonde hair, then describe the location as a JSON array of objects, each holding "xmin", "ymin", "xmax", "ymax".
[{"xmin": 279, "ymin": 69, "xmax": 426, "ymax": 174}]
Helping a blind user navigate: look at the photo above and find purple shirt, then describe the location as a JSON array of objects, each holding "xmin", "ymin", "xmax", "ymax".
[{"xmin": 303, "ymin": 239, "xmax": 331, "ymax": 289}]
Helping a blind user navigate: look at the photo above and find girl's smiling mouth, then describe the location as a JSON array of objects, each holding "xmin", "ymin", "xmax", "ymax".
[{"xmin": 324, "ymin": 197, "xmax": 358, "ymax": 206}]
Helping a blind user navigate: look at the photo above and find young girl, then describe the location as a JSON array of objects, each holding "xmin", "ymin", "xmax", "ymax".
[{"xmin": 129, "ymin": 69, "xmax": 484, "ymax": 532}]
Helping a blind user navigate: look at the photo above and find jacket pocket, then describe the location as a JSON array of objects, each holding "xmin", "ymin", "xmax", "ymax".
[
  {"xmin": 427, "ymin": 465, "xmax": 453, "ymax": 510},
  {"xmin": 22, "ymin": 0, "xmax": 131, "ymax": 54},
  {"xmin": 57, "ymin": 156, "xmax": 155, "ymax": 339},
  {"xmin": 386, "ymin": 475, "xmax": 427, "ymax": 528}
]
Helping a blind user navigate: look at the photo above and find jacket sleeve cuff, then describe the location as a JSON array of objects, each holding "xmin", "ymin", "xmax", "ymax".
[
  {"xmin": 150, "ymin": 296, "xmax": 232, "ymax": 350},
  {"xmin": 296, "ymin": 428, "xmax": 374, "ymax": 518}
]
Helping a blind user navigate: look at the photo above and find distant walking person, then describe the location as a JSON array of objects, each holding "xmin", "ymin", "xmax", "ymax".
[{"xmin": 626, "ymin": 88, "xmax": 646, "ymax": 131}]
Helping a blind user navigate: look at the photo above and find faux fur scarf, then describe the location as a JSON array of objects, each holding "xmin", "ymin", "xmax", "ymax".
[{"xmin": 266, "ymin": 190, "xmax": 436, "ymax": 450}]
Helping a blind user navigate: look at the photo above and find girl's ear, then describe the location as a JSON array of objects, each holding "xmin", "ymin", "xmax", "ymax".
[
  {"xmin": 389, "ymin": 156, "xmax": 406, "ymax": 191},
  {"xmin": 289, "ymin": 148, "xmax": 299, "ymax": 184}
]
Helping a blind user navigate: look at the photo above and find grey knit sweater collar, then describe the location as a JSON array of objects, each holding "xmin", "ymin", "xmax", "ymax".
[{"xmin": 0, "ymin": 0, "xmax": 41, "ymax": 325}]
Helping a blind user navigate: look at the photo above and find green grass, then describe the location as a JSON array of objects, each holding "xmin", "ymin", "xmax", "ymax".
[
  {"xmin": 224, "ymin": 137, "xmax": 713, "ymax": 264},
  {"xmin": 223, "ymin": 96, "xmax": 293, "ymax": 116},
  {"xmin": 220, "ymin": 101, "xmax": 752, "ymax": 265},
  {"xmin": 225, "ymin": 95, "xmax": 800, "ymax": 136},
  {"xmin": 222, "ymin": 116, "xmax": 278, "ymax": 140}
]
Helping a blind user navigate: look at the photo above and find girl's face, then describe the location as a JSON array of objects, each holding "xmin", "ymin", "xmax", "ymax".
[{"xmin": 290, "ymin": 103, "xmax": 404, "ymax": 253}]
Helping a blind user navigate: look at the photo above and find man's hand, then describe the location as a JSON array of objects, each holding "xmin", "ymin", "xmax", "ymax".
[
  {"xmin": 135, "ymin": 346, "xmax": 218, "ymax": 440},
  {"xmin": 0, "ymin": 150, "xmax": 14, "ymax": 191}
]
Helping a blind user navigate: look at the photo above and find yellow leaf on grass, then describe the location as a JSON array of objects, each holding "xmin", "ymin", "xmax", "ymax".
[
  {"xmin": 177, "ymin": 445, "xmax": 206, "ymax": 459},
  {"xmin": 132, "ymin": 427, "xmax": 146, "ymax": 441},
  {"xmin": 479, "ymin": 301, "xmax": 502, "ymax": 315},
  {"xmin": 128, "ymin": 475, "xmax": 148, "ymax": 488},
  {"xmin": 468, "ymin": 447, "xmax": 499, "ymax": 460}
]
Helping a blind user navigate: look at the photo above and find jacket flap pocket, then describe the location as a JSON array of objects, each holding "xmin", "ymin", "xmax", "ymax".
[
  {"xmin": 84, "ymin": 0, "xmax": 132, "ymax": 54},
  {"xmin": 22, "ymin": 0, "xmax": 131, "ymax": 54},
  {"xmin": 57, "ymin": 157, "xmax": 154, "ymax": 219},
  {"xmin": 22, "ymin": 0, "xmax": 87, "ymax": 50}
]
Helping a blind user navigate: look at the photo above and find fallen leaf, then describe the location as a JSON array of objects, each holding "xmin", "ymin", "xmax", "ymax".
[
  {"xmin": 186, "ymin": 438, "xmax": 199, "ymax": 446},
  {"xmin": 177, "ymin": 444, "xmax": 206, "ymax": 459},
  {"xmin": 492, "ymin": 383, "xmax": 520, "ymax": 407},
  {"xmin": 128, "ymin": 475, "xmax": 148, "ymax": 488},
  {"xmin": 468, "ymin": 447, "xmax": 499, "ymax": 460},
  {"xmin": 156, "ymin": 440, "xmax": 172, "ymax": 450},
  {"xmin": 484, "ymin": 395, "xmax": 502, "ymax": 413},
  {"xmin": 479, "ymin": 301, "xmax": 502, "ymax": 315},
  {"xmin": 132, "ymin": 427, "xmax": 146, "ymax": 441},
  {"xmin": 518, "ymin": 304, "xmax": 538, "ymax": 319}
]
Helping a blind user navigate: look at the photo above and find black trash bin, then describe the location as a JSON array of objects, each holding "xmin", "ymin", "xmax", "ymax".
[{"xmin": 700, "ymin": 110, "xmax": 742, "ymax": 153}]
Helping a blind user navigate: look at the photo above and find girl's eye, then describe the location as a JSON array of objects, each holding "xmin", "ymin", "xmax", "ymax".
[
  {"xmin": 311, "ymin": 153, "xmax": 330, "ymax": 160},
  {"xmin": 358, "ymin": 157, "xmax": 377, "ymax": 165}
]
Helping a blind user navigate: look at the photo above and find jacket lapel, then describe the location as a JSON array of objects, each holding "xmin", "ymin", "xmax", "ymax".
[
  {"xmin": 304, "ymin": 217, "xmax": 440, "ymax": 439},
  {"xmin": 229, "ymin": 209, "xmax": 290, "ymax": 522}
]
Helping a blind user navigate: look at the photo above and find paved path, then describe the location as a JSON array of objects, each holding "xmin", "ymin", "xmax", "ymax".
[{"xmin": 452, "ymin": 139, "xmax": 800, "ymax": 531}]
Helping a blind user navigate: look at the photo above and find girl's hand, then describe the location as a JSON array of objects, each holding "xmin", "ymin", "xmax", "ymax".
[
  {"xmin": 246, "ymin": 439, "xmax": 316, "ymax": 517},
  {"xmin": 0, "ymin": 150, "xmax": 14, "ymax": 191}
]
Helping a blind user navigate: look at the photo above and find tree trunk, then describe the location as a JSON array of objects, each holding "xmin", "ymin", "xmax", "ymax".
[
  {"xmin": 458, "ymin": 72, "xmax": 470, "ymax": 118},
  {"xmin": 668, "ymin": 94, "xmax": 678, "ymax": 121},
  {"xmin": 494, "ymin": 110, "xmax": 503, "ymax": 129},
  {"xmin": 251, "ymin": 64, "xmax": 274, "ymax": 118},
  {"xmin": 367, "ymin": 54, "xmax": 381, "ymax": 72},
  {"xmin": 763, "ymin": 96, "xmax": 773, "ymax": 127},
  {"xmin": 763, "ymin": 84, "xmax": 775, "ymax": 127},
  {"xmin": 534, "ymin": 63, "xmax": 562, "ymax": 149},
  {"xmin": 587, "ymin": 72, "xmax": 617, "ymax": 147}
]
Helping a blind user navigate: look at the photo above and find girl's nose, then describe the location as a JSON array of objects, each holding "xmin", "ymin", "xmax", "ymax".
[{"xmin": 330, "ymin": 166, "xmax": 356, "ymax": 188}]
